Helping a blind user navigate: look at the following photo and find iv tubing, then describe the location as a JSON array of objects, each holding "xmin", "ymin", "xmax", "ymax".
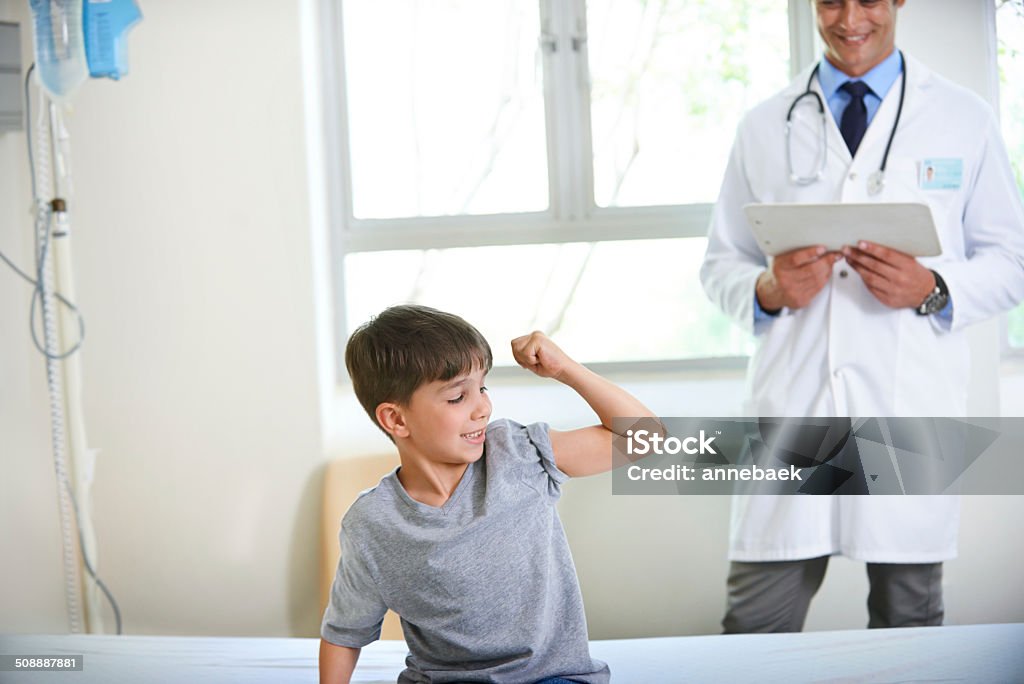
[{"xmin": 31, "ymin": 76, "xmax": 84, "ymax": 634}]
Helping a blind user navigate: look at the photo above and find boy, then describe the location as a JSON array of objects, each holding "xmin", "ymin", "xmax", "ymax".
[{"xmin": 320, "ymin": 305, "xmax": 657, "ymax": 683}]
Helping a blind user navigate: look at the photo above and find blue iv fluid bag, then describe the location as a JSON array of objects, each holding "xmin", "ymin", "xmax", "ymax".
[
  {"xmin": 29, "ymin": 0, "xmax": 89, "ymax": 101},
  {"xmin": 84, "ymin": 0, "xmax": 142, "ymax": 80}
]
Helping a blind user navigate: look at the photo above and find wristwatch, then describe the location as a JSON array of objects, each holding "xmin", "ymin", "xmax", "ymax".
[{"xmin": 916, "ymin": 270, "xmax": 949, "ymax": 316}]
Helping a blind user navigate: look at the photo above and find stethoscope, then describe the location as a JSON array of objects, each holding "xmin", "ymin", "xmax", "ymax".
[{"xmin": 785, "ymin": 51, "xmax": 906, "ymax": 195}]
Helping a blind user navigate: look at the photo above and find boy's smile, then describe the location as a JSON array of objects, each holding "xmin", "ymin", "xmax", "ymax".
[{"xmin": 461, "ymin": 428, "xmax": 486, "ymax": 445}]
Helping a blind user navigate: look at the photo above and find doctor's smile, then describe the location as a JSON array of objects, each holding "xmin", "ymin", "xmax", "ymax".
[{"xmin": 816, "ymin": 0, "xmax": 905, "ymax": 77}]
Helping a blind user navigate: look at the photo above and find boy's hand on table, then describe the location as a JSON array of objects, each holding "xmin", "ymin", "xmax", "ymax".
[{"xmin": 511, "ymin": 331, "xmax": 577, "ymax": 381}]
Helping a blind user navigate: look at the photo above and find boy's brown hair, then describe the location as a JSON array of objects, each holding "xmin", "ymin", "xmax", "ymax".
[{"xmin": 345, "ymin": 305, "xmax": 493, "ymax": 437}]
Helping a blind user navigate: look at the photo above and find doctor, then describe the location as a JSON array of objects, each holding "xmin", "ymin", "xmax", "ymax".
[{"xmin": 701, "ymin": 0, "xmax": 1024, "ymax": 632}]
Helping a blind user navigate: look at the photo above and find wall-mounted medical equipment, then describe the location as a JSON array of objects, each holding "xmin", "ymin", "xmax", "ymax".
[{"xmin": 0, "ymin": 22, "xmax": 21, "ymax": 132}]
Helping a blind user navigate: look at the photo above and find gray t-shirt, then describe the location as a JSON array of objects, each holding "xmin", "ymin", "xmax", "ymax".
[{"xmin": 321, "ymin": 419, "xmax": 610, "ymax": 684}]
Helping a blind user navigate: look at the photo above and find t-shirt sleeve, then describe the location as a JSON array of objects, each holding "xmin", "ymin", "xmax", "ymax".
[
  {"xmin": 491, "ymin": 419, "xmax": 569, "ymax": 500},
  {"xmin": 525, "ymin": 421, "xmax": 570, "ymax": 492},
  {"xmin": 320, "ymin": 524, "xmax": 389, "ymax": 648}
]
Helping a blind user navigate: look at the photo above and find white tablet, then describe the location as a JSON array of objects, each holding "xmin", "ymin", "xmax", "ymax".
[{"xmin": 743, "ymin": 202, "xmax": 942, "ymax": 257}]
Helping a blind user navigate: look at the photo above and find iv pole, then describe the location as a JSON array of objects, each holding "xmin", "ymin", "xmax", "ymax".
[{"xmin": 21, "ymin": 0, "xmax": 137, "ymax": 635}]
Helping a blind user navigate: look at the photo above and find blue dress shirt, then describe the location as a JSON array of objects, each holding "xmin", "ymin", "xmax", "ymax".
[{"xmin": 816, "ymin": 49, "xmax": 903, "ymax": 128}]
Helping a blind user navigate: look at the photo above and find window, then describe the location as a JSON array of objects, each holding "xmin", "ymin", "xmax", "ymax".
[
  {"xmin": 327, "ymin": 0, "xmax": 813, "ymax": 369},
  {"xmin": 343, "ymin": 1, "xmax": 548, "ymax": 220},
  {"xmin": 996, "ymin": 0, "xmax": 1024, "ymax": 349}
]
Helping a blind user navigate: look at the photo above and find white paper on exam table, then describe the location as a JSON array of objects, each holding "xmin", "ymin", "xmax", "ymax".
[{"xmin": 743, "ymin": 202, "xmax": 942, "ymax": 257}]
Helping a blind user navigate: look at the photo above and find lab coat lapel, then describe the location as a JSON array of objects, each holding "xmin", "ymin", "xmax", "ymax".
[
  {"xmin": 809, "ymin": 74, "xmax": 852, "ymax": 165},
  {"xmin": 893, "ymin": 53, "xmax": 935, "ymax": 129}
]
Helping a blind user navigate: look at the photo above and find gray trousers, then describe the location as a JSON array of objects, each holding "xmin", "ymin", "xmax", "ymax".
[{"xmin": 722, "ymin": 556, "xmax": 944, "ymax": 633}]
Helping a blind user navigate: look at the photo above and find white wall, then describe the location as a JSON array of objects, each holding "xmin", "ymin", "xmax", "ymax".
[{"xmin": 1, "ymin": 0, "xmax": 1021, "ymax": 641}]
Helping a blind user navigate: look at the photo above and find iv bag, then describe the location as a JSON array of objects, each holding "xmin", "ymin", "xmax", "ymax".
[
  {"xmin": 84, "ymin": 0, "xmax": 142, "ymax": 80},
  {"xmin": 29, "ymin": 0, "xmax": 89, "ymax": 101}
]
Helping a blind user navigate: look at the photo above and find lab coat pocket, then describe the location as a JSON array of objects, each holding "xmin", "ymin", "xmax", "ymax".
[
  {"xmin": 884, "ymin": 157, "xmax": 927, "ymax": 202},
  {"xmin": 746, "ymin": 314, "xmax": 799, "ymax": 414},
  {"xmin": 894, "ymin": 311, "xmax": 969, "ymax": 415}
]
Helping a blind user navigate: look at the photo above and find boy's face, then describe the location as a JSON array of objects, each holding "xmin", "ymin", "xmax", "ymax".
[{"xmin": 390, "ymin": 365, "xmax": 492, "ymax": 465}]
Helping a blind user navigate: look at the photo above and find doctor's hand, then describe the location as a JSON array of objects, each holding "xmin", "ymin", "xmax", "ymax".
[
  {"xmin": 841, "ymin": 241, "xmax": 936, "ymax": 309},
  {"xmin": 756, "ymin": 245, "xmax": 842, "ymax": 311},
  {"xmin": 511, "ymin": 331, "xmax": 578, "ymax": 381}
]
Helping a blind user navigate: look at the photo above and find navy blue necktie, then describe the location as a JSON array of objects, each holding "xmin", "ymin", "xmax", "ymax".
[{"xmin": 839, "ymin": 81, "xmax": 872, "ymax": 156}]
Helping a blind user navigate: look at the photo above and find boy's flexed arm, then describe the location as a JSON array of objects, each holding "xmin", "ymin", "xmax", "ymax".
[{"xmin": 511, "ymin": 331, "xmax": 659, "ymax": 477}]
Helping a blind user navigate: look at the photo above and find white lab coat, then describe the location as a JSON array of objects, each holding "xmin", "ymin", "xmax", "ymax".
[{"xmin": 701, "ymin": 54, "xmax": 1024, "ymax": 562}]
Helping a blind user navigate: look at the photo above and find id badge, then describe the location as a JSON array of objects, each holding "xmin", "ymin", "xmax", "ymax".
[{"xmin": 920, "ymin": 158, "xmax": 963, "ymax": 190}]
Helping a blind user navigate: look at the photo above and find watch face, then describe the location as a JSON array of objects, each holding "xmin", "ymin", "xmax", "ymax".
[
  {"xmin": 917, "ymin": 269, "xmax": 950, "ymax": 316},
  {"xmin": 919, "ymin": 291, "xmax": 949, "ymax": 315}
]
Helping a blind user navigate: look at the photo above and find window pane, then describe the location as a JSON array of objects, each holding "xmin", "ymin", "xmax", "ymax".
[
  {"xmin": 996, "ymin": 0, "xmax": 1024, "ymax": 347},
  {"xmin": 587, "ymin": 0, "xmax": 790, "ymax": 208},
  {"xmin": 342, "ymin": 0, "xmax": 549, "ymax": 219},
  {"xmin": 344, "ymin": 240, "xmax": 754, "ymax": 365}
]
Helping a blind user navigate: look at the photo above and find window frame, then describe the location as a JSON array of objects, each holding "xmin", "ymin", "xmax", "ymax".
[{"xmin": 316, "ymin": 0, "xmax": 819, "ymax": 380}]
